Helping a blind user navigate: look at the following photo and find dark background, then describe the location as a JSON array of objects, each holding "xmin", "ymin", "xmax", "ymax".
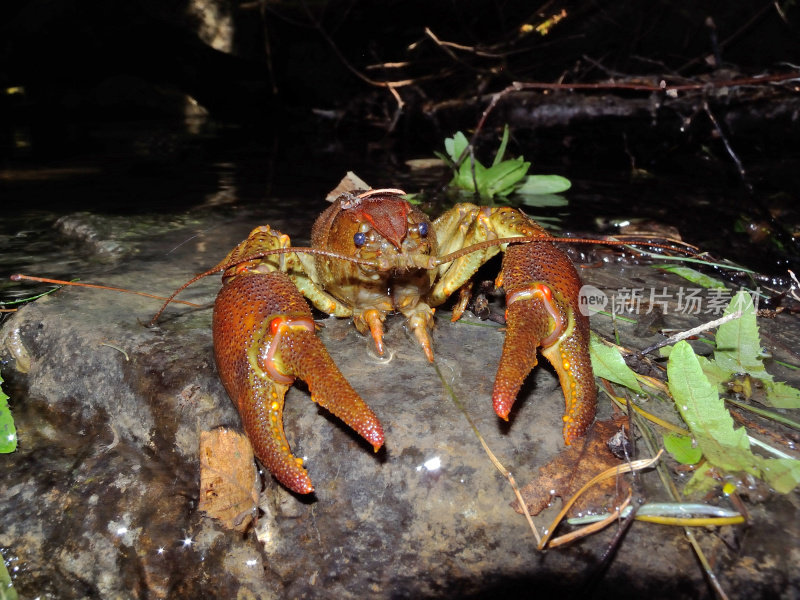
[{"xmin": 2, "ymin": 0, "xmax": 799, "ymax": 157}]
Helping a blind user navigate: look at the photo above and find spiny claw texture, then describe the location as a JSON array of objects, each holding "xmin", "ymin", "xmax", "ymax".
[
  {"xmin": 492, "ymin": 243, "xmax": 595, "ymax": 443},
  {"xmin": 213, "ymin": 270, "xmax": 384, "ymax": 494}
]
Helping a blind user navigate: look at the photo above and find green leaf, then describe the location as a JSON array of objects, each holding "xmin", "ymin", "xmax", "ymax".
[
  {"xmin": 714, "ymin": 291, "xmax": 765, "ymax": 374},
  {"xmin": 668, "ymin": 341, "xmax": 800, "ymax": 494},
  {"xmin": 757, "ymin": 457, "xmax": 800, "ymax": 494},
  {"xmin": 667, "ymin": 341, "xmax": 759, "ymax": 476},
  {"xmin": 654, "ymin": 265, "xmax": 727, "ymax": 289},
  {"xmin": 483, "ymin": 157, "xmax": 530, "ymax": 197},
  {"xmin": 710, "ymin": 292, "xmax": 800, "ymax": 408},
  {"xmin": 492, "ymin": 125, "xmax": 510, "ymax": 166},
  {"xmin": 444, "ymin": 131, "xmax": 469, "ymax": 164},
  {"xmin": 683, "ymin": 462, "xmax": 718, "ymax": 495},
  {"xmin": 589, "ymin": 333, "xmax": 643, "ymax": 393},
  {"xmin": 762, "ymin": 380, "xmax": 800, "ymax": 409},
  {"xmin": 515, "ymin": 174, "xmax": 572, "ymax": 195},
  {"xmin": 0, "ymin": 373, "xmax": 17, "ymax": 454},
  {"xmin": 0, "ymin": 549, "xmax": 17, "ymax": 600},
  {"xmin": 663, "ymin": 433, "xmax": 702, "ymax": 465},
  {"xmin": 696, "ymin": 354, "xmax": 732, "ymax": 389},
  {"xmin": 453, "ymin": 157, "xmax": 488, "ymax": 194}
]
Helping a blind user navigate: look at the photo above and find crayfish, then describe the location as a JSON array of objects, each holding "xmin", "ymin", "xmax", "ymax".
[{"xmin": 152, "ymin": 187, "xmax": 596, "ymax": 494}]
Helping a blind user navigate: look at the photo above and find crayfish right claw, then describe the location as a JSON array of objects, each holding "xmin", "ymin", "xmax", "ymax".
[{"xmin": 213, "ymin": 270, "xmax": 384, "ymax": 494}]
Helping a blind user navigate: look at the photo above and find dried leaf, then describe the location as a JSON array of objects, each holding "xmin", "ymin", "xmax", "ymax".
[
  {"xmin": 199, "ymin": 428, "xmax": 260, "ymax": 532},
  {"xmin": 325, "ymin": 171, "xmax": 370, "ymax": 202},
  {"xmin": 512, "ymin": 418, "xmax": 631, "ymax": 517}
]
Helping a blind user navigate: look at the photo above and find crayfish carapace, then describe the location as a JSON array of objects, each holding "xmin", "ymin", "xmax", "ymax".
[{"xmin": 152, "ymin": 187, "xmax": 597, "ymax": 494}]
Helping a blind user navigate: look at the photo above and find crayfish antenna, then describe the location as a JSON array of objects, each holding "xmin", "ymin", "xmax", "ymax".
[
  {"xmin": 149, "ymin": 247, "xmax": 382, "ymax": 326},
  {"xmin": 432, "ymin": 235, "xmax": 698, "ymax": 268},
  {"xmin": 148, "ymin": 266, "xmax": 224, "ymax": 326},
  {"xmin": 10, "ymin": 274, "xmax": 203, "ymax": 309}
]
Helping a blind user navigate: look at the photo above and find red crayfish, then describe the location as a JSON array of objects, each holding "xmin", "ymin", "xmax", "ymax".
[{"xmin": 152, "ymin": 186, "xmax": 596, "ymax": 494}]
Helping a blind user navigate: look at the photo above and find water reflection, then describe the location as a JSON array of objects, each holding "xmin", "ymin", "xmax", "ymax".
[{"xmin": 416, "ymin": 456, "xmax": 441, "ymax": 472}]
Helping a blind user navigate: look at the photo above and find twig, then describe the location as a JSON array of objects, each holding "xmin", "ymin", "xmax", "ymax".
[
  {"xmin": 467, "ymin": 71, "xmax": 800, "ymax": 144},
  {"xmin": 703, "ymin": 100, "xmax": 751, "ymax": 193},
  {"xmin": 538, "ymin": 451, "xmax": 663, "ymax": 549},
  {"xmin": 99, "ymin": 342, "xmax": 129, "ymax": 362},
  {"xmin": 424, "ymin": 27, "xmax": 508, "ymax": 60},
  {"xmin": 432, "ymin": 361, "xmax": 541, "ymax": 545},
  {"xmin": 633, "ymin": 310, "xmax": 742, "ymax": 358},
  {"xmin": 549, "ymin": 493, "xmax": 632, "ymax": 549}
]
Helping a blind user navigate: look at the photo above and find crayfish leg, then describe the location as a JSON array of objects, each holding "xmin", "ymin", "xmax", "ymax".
[{"xmin": 353, "ymin": 309, "xmax": 386, "ymax": 356}]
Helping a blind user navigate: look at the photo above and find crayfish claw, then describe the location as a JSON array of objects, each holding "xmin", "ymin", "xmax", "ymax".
[
  {"xmin": 491, "ymin": 244, "xmax": 596, "ymax": 444},
  {"xmin": 491, "ymin": 299, "xmax": 549, "ymax": 419},
  {"xmin": 278, "ymin": 327, "xmax": 385, "ymax": 452},
  {"xmin": 235, "ymin": 380, "xmax": 316, "ymax": 494},
  {"xmin": 213, "ymin": 271, "xmax": 384, "ymax": 494}
]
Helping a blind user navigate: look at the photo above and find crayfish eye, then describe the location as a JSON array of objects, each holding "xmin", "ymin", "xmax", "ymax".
[
  {"xmin": 418, "ymin": 222, "xmax": 429, "ymax": 237},
  {"xmin": 353, "ymin": 232, "xmax": 366, "ymax": 247}
]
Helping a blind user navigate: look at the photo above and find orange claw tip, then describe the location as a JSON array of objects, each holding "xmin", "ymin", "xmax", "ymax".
[
  {"xmin": 362, "ymin": 423, "xmax": 385, "ymax": 451},
  {"xmin": 281, "ymin": 471, "xmax": 315, "ymax": 495},
  {"xmin": 492, "ymin": 396, "xmax": 512, "ymax": 420},
  {"xmin": 293, "ymin": 481, "xmax": 315, "ymax": 495}
]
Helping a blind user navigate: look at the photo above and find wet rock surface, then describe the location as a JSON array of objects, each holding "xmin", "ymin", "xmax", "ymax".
[{"xmin": 1, "ymin": 208, "xmax": 799, "ymax": 599}]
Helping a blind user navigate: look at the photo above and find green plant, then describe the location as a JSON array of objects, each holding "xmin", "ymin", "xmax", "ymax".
[
  {"xmin": 590, "ymin": 292, "xmax": 800, "ymax": 495},
  {"xmin": 666, "ymin": 339, "xmax": 800, "ymax": 494},
  {"xmin": 437, "ymin": 126, "xmax": 571, "ymax": 201},
  {"xmin": 0, "ymin": 547, "xmax": 17, "ymax": 600},
  {"xmin": 0, "ymin": 373, "xmax": 16, "ymax": 454},
  {"xmin": 663, "ymin": 291, "xmax": 800, "ymax": 410}
]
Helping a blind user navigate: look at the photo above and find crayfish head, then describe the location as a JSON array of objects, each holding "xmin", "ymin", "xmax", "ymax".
[{"xmin": 313, "ymin": 190, "xmax": 438, "ymax": 275}]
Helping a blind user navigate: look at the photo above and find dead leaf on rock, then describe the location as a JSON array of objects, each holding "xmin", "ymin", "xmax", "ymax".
[
  {"xmin": 199, "ymin": 428, "xmax": 260, "ymax": 532},
  {"xmin": 513, "ymin": 418, "xmax": 631, "ymax": 518},
  {"xmin": 325, "ymin": 171, "xmax": 370, "ymax": 202}
]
